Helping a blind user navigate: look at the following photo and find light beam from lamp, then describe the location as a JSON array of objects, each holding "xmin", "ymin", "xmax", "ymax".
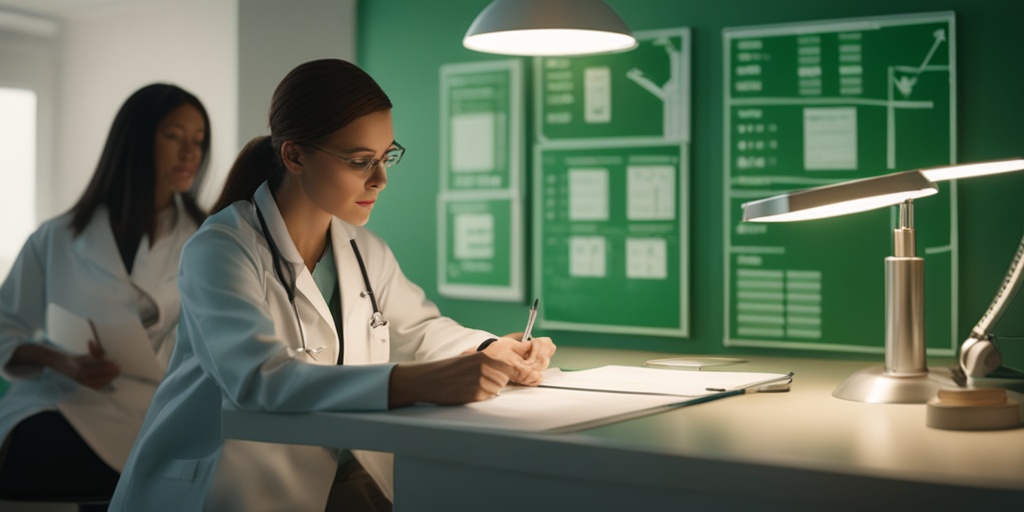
[{"xmin": 463, "ymin": 0, "xmax": 638, "ymax": 56}]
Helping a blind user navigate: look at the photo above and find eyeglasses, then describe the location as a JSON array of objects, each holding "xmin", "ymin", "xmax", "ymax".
[{"xmin": 307, "ymin": 141, "xmax": 405, "ymax": 173}]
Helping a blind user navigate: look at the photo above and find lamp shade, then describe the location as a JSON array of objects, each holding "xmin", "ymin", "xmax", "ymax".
[
  {"xmin": 463, "ymin": 0, "xmax": 637, "ymax": 56},
  {"xmin": 919, "ymin": 157, "xmax": 1024, "ymax": 182},
  {"xmin": 742, "ymin": 170, "xmax": 938, "ymax": 223}
]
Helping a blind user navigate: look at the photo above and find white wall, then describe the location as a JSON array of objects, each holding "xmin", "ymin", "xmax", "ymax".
[
  {"xmin": 52, "ymin": 0, "xmax": 238, "ymax": 213},
  {"xmin": 0, "ymin": 13, "xmax": 58, "ymax": 278},
  {"xmin": 237, "ymin": 0, "xmax": 356, "ymax": 147}
]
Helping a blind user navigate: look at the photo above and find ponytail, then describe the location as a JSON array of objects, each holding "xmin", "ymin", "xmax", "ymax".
[{"xmin": 211, "ymin": 136, "xmax": 283, "ymax": 213}]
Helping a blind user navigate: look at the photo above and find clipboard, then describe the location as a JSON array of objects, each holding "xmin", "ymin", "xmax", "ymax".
[
  {"xmin": 46, "ymin": 303, "xmax": 164, "ymax": 383},
  {"xmin": 46, "ymin": 303, "xmax": 96, "ymax": 355}
]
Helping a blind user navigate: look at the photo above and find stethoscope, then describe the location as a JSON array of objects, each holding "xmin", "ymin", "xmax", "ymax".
[{"xmin": 255, "ymin": 203, "xmax": 387, "ymax": 361}]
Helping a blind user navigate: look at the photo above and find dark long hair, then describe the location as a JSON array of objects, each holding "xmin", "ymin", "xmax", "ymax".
[
  {"xmin": 69, "ymin": 83, "xmax": 210, "ymax": 271},
  {"xmin": 211, "ymin": 59, "xmax": 392, "ymax": 213}
]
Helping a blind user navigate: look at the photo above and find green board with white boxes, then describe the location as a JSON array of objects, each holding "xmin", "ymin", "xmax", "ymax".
[
  {"xmin": 534, "ymin": 28, "xmax": 691, "ymax": 337},
  {"xmin": 438, "ymin": 60, "xmax": 524, "ymax": 301},
  {"xmin": 723, "ymin": 12, "xmax": 957, "ymax": 354}
]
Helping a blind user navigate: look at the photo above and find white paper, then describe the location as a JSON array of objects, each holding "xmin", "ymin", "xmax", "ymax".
[
  {"xmin": 375, "ymin": 366, "xmax": 792, "ymax": 433},
  {"xmin": 45, "ymin": 303, "xmax": 163, "ymax": 383},
  {"xmin": 92, "ymin": 321, "xmax": 165, "ymax": 383},
  {"xmin": 540, "ymin": 365, "xmax": 791, "ymax": 397},
  {"xmin": 383, "ymin": 385, "xmax": 683, "ymax": 433},
  {"xmin": 46, "ymin": 303, "xmax": 95, "ymax": 355}
]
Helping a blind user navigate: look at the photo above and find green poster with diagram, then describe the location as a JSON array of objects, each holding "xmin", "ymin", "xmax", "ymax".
[
  {"xmin": 537, "ymin": 29, "xmax": 689, "ymax": 143},
  {"xmin": 438, "ymin": 192, "xmax": 521, "ymax": 300},
  {"xmin": 723, "ymin": 12, "xmax": 957, "ymax": 354},
  {"xmin": 534, "ymin": 28, "xmax": 691, "ymax": 337},
  {"xmin": 441, "ymin": 60, "xmax": 521, "ymax": 192},
  {"xmin": 438, "ymin": 60, "xmax": 524, "ymax": 300},
  {"xmin": 534, "ymin": 142, "xmax": 688, "ymax": 337}
]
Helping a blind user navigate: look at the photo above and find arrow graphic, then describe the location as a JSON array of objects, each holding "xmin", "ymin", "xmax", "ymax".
[{"xmin": 916, "ymin": 29, "xmax": 946, "ymax": 75}]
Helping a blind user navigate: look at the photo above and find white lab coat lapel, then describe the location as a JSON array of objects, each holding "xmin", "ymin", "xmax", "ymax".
[
  {"xmin": 72, "ymin": 207, "xmax": 129, "ymax": 283},
  {"xmin": 131, "ymin": 195, "xmax": 191, "ymax": 298},
  {"xmin": 332, "ymin": 220, "xmax": 365, "ymax": 364},
  {"xmin": 253, "ymin": 184, "xmax": 339, "ymax": 364},
  {"xmin": 331, "ymin": 218, "xmax": 390, "ymax": 365},
  {"xmin": 129, "ymin": 195, "xmax": 193, "ymax": 335}
]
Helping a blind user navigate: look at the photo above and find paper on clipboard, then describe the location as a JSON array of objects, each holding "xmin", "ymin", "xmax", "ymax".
[
  {"xmin": 380, "ymin": 366, "xmax": 794, "ymax": 434},
  {"xmin": 45, "ymin": 303, "xmax": 164, "ymax": 383},
  {"xmin": 540, "ymin": 365, "xmax": 793, "ymax": 397},
  {"xmin": 46, "ymin": 303, "xmax": 96, "ymax": 355}
]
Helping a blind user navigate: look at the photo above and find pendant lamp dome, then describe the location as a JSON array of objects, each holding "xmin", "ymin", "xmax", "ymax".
[{"xmin": 464, "ymin": 0, "xmax": 637, "ymax": 56}]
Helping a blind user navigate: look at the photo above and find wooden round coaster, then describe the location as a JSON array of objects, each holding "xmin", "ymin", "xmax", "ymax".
[
  {"xmin": 927, "ymin": 388, "xmax": 1021, "ymax": 430},
  {"xmin": 936, "ymin": 387, "xmax": 1009, "ymax": 406}
]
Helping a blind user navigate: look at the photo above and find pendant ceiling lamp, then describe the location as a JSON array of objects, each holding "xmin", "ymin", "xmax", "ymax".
[{"xmin": 463, "ymin": 0, "xmax": 637, "ymax": 56}]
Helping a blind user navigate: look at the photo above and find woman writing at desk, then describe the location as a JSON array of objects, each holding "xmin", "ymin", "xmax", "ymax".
[{"xmin": 111, "ymin": 59, "xmax": 555, "ymax": 512}]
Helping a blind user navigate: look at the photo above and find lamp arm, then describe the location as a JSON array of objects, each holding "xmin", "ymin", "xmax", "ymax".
[
  {"xmin": 960, "ymin": 229, "xmax": 1024, "ymax": 377},
  {"xmin": 970, "ymin": 230, "xmax": 1024, "ymax": 338}
]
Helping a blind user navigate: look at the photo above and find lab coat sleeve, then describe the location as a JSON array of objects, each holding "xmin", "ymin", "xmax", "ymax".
[
  {"xmin": 364, "ymin": 233, "xmax": 495, "ymax": 362},
  {"xmin": 178, "ymin": 225, "xmax": 392, "ymax": 413},
  {"xmin": 0, "ymin": 227, "xmax": 50, "ymax": 380}
]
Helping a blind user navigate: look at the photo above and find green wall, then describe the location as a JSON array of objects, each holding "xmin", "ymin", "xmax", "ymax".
[{"xmin": 357, "ymin": 0, "xmax": 1024, "ymax": 364}]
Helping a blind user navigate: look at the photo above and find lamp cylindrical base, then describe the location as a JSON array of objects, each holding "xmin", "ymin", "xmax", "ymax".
[{"xmin": 885, "ymin": 256, "xmax": 926, "ymax": 376}]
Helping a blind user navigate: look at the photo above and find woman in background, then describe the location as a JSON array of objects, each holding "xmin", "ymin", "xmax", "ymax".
[
  {"xmin": 110, "ymin": 59, "xmax": 554, "ymax": 512},
  {"xmin": 0, "ymin": 83, "xmax": 210, "ymax": 510}
]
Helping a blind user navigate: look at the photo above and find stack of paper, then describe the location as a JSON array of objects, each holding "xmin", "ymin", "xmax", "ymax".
[
  {"xmin": 540, "ymin": 365, "xmax": 792, "ymax": 396},
  {"xmin": 380, "ymin": 366, "xmax": 793, "ymax": 433}
]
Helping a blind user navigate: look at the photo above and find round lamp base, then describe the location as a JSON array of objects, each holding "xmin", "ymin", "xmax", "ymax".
[{"xmin": 832, "ymin": 366, "xmax": 954, "ymax": 404}]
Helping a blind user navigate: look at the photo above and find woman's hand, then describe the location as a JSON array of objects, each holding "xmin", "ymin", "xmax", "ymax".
[
  {"xmin": 388, "ymin": 351, "xmax": 518, "ymax": 408},
  {"xmin": 10, "ymin": 340, "xmax": 120, "ymax": 390},
  {"xmin": 479, "ymin": 336, "xmax": 556, "ymax": 386},
  {"xmin": 518, "ymin": 336, "xmax": 556, "ymax": 385},
  {"xmin": 52, "ymin": 340, "xmax": 120, "ymax": 390}
]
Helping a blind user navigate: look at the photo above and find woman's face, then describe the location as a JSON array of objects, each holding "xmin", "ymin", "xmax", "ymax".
[
  {"xmin": 154, "ymin": 103, "xmax": 206, "ymax": 206},
  {"xmin": 300, "ymin": 109, "xmax": 396, "ymax": 226}
]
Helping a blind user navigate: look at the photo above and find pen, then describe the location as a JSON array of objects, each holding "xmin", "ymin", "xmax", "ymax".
[
  {"xmin": 704, "ymin": 371, "xmax": 795, "ymax": 393},
  {"xmin": 522, "ymin": 298, "xmax": 538, "ymax": 341}
]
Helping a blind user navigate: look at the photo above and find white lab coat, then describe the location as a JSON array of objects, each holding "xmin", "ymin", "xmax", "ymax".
[
  {"xmin": 110, "ymin": 182, "xmax": 495, "ymax": 512},
  {"xmin": 0, "ymin": 196, "xmax": 197, "ymax": 471}
]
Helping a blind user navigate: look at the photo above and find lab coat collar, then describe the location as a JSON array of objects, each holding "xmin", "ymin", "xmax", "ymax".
[
  {"xmin": 72, "ymin": 194, "xmax": 191, "ymax": 284},
  {"xmin": 73, "ymin": 206, "xmax": 127, "ymax": 281},
  {"xmin": 130, "ymin": 194, "xmax": 195, "ymax": 297},
  {"xmin": 253, "ymin": 183, "xmax": 304, "ymax": 267}
]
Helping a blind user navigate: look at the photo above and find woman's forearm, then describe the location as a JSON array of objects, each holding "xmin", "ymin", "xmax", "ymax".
[{"xmin": 7, "ymin": 342, "xmax": 64, "ymax": 370}]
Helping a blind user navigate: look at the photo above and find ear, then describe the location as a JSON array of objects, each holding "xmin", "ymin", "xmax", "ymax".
[{"xmin": 280, "ymin": 141, "xmax": 305, "ymax": 174}]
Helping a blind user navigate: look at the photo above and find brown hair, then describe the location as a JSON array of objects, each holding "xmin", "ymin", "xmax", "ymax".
[{"xmin": 212, "ymin": 59, "xmax": 393, "ymax": 213}]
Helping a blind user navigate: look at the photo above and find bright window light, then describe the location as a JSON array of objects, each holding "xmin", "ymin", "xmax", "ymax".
[{"xmin": 0, "ymin": 88, "xmax": 37, "ymax": 279}]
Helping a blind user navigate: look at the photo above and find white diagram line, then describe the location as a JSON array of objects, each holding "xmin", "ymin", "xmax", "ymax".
[{"xmin": 916, "ymin": 29, "xmax": 946, "ymax": 75}]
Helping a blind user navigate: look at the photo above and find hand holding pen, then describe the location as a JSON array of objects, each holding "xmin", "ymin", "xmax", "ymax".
[
  {"xmin": 468, "ymin": 298, "xmax": 556, "ymax": 386},
  {"xmin": 514, "ymin": 298, "xmax": 556, "ymax": 385}
]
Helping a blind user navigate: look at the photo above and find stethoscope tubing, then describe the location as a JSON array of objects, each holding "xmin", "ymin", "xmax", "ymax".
[{"xmin": 254, "ymin": 202, "xmax": 386, "ymax": 359}]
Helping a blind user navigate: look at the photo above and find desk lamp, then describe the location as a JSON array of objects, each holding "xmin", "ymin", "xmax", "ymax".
[
  {"xmin": 742, "ymin": 158, "xmax": 1024, "ymax": 403},
  {"xmin": 463, "ymin": 0, "xmax": 637, "ymax": 56}
]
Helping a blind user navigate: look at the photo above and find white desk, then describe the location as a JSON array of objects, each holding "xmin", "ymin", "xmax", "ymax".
[{"xmin": 222, "ymin": 347, "xmax": 1024, "ymax": 510}]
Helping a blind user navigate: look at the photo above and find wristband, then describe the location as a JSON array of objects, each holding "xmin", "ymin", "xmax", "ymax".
[{"xmin": 476, "ymin": 338, "xmax": 498, "ymax": 351}]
